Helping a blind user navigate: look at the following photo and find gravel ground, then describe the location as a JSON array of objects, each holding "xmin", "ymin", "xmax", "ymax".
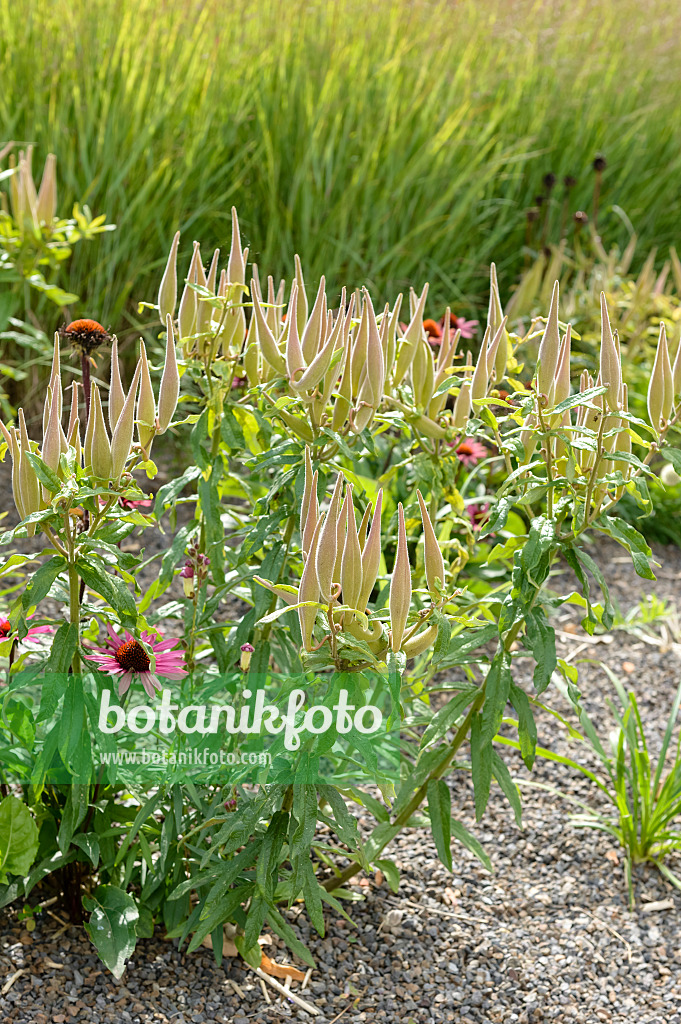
[{"xmin": 2, "ymin": 505, "xmax": 681, "ymax": 1021}]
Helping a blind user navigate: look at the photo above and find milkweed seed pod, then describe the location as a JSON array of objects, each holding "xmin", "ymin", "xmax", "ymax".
[
  {"xmin": 36, "ymin": 153, "xmax": 57, "ymax": 226},
  {"xmin": 251, "ymin": 280, "xmax": 287, "ymax": 376},
  {"xmin": 536, "ymin": 281, "xmax": 561, "ymax": 399},
  {"xmin": 452, "ymin": 352, "xmax": 473, "ymax": 430},
  {"xmin": 284, "ymin": 283, "xmax": 305, "ymax": 381},
  {"xmin": 48, "ymin": 334, "xmax": 63, "ymax": 423},
  {"xmin": 411, "ymin": 334, "xmax": 435, "ymax": 411},
  {"xmin": 332, "ymin": 321, "xmax": 355, "ymax": 432},
  {"xmin": 417, "ymin": 490, "xmax": 445, "ymax": 603},
  {"xmin": 394, "ymin": 283, "xmax": 429, "ymax": 385},
  {"xmin": 340, "ymin": 484, "xmax": 363, "ymax": 618},
  {"xmin": 599, "ymin": 292, "xmax": 621, "ymax": 412},
  {"xmin": 471, "ymin": 325, "xmax": 492, "ymax": 402},
  {"xmin": 137, "ymin": 341, "xmax": 157, "ymax": 452},
  {"xmin": 89, "ymin": 384, "xmax": 113, "ymax": 482},
  {"xmin": 613, "ymin": 384, "xmax": 632, "ymax": 483},
  {"xmin": 580, "ymin": 379, "xmax": 604, "ymax": 473},
  {"xmin": 485, "ymin": 317, "xmax": 508, "ymax": 388},
  {"xmin": 300, "ymin": 277, "xmax": 327, "ymax": 366},
  {"xmin": 299, "ymin": 516, "xmax": 323, "ymax": 651},
  {"xmin": 673, "ymin": 334, "xmax": 681, "ymax": 401},
  {"xmin": 389, "ymin": 503, "xmax": 412, "ymax": 652},
  {"xmin": 109, "ymin": 337, "xmax": 126, "ymax": 432},
  {"xmin": 648, "ymin": 322, "xmax": 674, "ymax": 434},
  {"xmin": 9, "ymin": 427, "xmax": 24, "ymax": 519},
  {"xmin": 18, "ymin": 150, "xmax": 39, "ymax": 231},
  {"xmin": 353, "ymin": 291, "xmax": 385, "ymax": 432},
  {"xmin": 301, "ymin": 461, "xmax": 320, "ymax": 561},
  {"xmin": 178, "ymin": 241, "xmax": 200, "ymax": 344},
  {"xmin": 552, "ymin": 325, "xmax": 572, "ymax": 408},
  {"xmin": 402, "ymin": 622, "xmax": 439, "ymax": 658},
  {"xmin": 358, "ymin": 489, "xmax": 383, "ymax": 612},
  {"xmin": 384, "ymin": 294, "xmax": 403, "ymax": 380},
  {"xmin": 351, "ymin": 296, "xmax": 370, "ymax": 396},
  {"xmin": 67, "ymin": 383, "xmax": 81, "ymax": 466},
  {"xmin": 552, "ymin": 410, "xmax": 571, "ymax": 471},
  {"xmin": 157, "ymin": 316, "xmax": 180, "ymax": 433},
  {"xmin": 293, "ymin": 255, "xmax": 309, "ymax": 339},
  {"xmin": 158, "ymin": 230, "xmax": 180, "ymax": 324},
  {"xmin": 332, "ymin": 494, "xmax": 348, "ymax": 592},
  {"xmin": 111, "ymin": 359, "xmax": 142, "ymax": 482},
  {"xmin": 315, "ymin": 474, "xmax": 344, "ymax": 604},
  {"xmin": 18, "ymin": 410, "xmax": 40, "ymax": 534},
  {"xmin": 488, "ymin": 264, "xmax": 511, "ymax": 384},
  {"xmin": 519, "ymin": 411, "xmax": 539, "ymax": 463},
  {"xmin": 428, "ymin": 310, "xmax": 460, "ymax": 421},
  {"xmin": 42, "ymin": 387, "xmax": 63, "ymax": 498},
  {"xmin": 302, "ymin": 290, "xmax": 347, "ymax": 402}
]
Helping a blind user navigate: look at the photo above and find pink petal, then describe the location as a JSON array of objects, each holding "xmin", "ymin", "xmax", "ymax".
[
  {"xmin": 106, "ymin": 624, "xmax": 124, "ymax": 650},
  {"xmin": 118, "ymin": 672, "xmax": 133, "ymax": 697}
]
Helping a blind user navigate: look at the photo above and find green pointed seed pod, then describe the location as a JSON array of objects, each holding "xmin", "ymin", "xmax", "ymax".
[
  {"xmin": 537, "ymin": 281, "xmax": 561, "ymax": 397},
  {"xmin": 0, "ymin": 418, "xmax": 11, "ymax": 450},
  {"xmin": 332, "ymin": 328, "xmax": 354, "ymax": 432},
  {"xmin": 401, "ymin": 622, "xmax": 439, "ymax": 658},
  {"xmin": 206, "ymin": 248, "xmax": 220, "ymax": 295},
  {"xmin": 485, "ymin": 317, "xmax": 508, "ymax": 383},
  {"xmin": 253, "ymin": 576, "xmax": 300, "ymax": 607},
  {"xmin": 293, "ymin": 289, "xmax": 345, "ymax": 393},
  {"xmin": 453, "ymin": 353, "xmax": 473, "ymax": 429},
  {"xmin": 359, "ymin": 487, "xmax": 384, "ymax": 604},
  {"xmin": 252, "ymin": 282, "xmax": 287, "ymax": 375},
  {"xmin": 489, "ymin": 263, "xmax": 510, "ymax": 384},
  {"xmin": 599, "ymin": 292, "xmax": 621, "ymax": 412},
  {"xmin": 18, "ymin": 409, "xmax": 40, "ymax": 531},
  {"xmin": 385, "ymin": 293, "xmax": 403, "ymax": 379},
  {"xmin": 351, "ymin": 297, "xmax": 370, "ymax": 396},
  {"xmin": 315, "ymin": 474, "xmax": 344, "ymax": 604},
  {"xmin": 137, "ymin": 341, "xmax": 157, "ymax": 450},
  {"xmin": 332, "ymin": 496, "xmax": 348, "ymax": 589},
  {"xmin": 660, "ymin": 322, "xmax": 674, "ymax": 425},
  {"xmin": 552, "ymin": 325, "xmax": 572, "ymax": 408},
  {"xmin": 89, "ymin": 384, "xmax": 112, "ymax": 481},
  {"xmin": 285, "ymin": 283, "xmax": 305, "ymax": 381},
  {"xmin": 293, "ymin": 255, "xmax": 308, "ymax": 338},
  {"xmin": 48, "ymin": 332, "xmax": 62, "ymax": 423},
  {"xmin": 42, "ymin": 386, "xmax": 62, "ymax": 495},
  {"xmin": 390, "ymin": 503, "xmax": 412, "ymax": 652},
  {"xmin": 300, "ymin": 445, "xmax": 315, "ymax": 536},
  {"xmin": 299, "ymin": 516, "xmax": 323, "ymax": 651},
  {"xmin": 67, "ymin": 385, "xmax": 82, "ymax": 467},
  {"xmin": 411, "ymin": 336, "xmax": 435, "ymax": 409},
  {"xmin": 357, "ymin": 501, "xmax": 372, "ymax": 552},
  {"xmin": 394, "ymin": 283, "xmax": 429, "ymax": 385},
  {"xmin": 301, "ymin": 472, "xmax": 320, "ymax": 558},
  {"xmin": 158, "ymin": 315, "xmax": 180, "ymax": 433},
  {"xmin": 341, "ymin": 484, "xmax": 363, "ymax": 614},
  {"xmin": 417, "ymin": 490, "xmax": 445, "ymax": 601},
  {"xmin": 648, "ymin": 323, "xmax": 670, "ymax": 433},
  {"xmin": 19, "ymin": 153, "xmax": 38, "ymax": 230},
  {"xmin": 83, "ymin": 387, "xmax": 95, "ymax": 470},
  {"xmin": 673, "ymin": 334, "xmax": 681, "ymax": 400},
  {"xmin": 36, "ymin": 153, "xmax": 57, "ymax": 225},
  {"xmin": 158, "ymin": 230, "xmax": 180, "ymax": 324},
  {"xmin": 111, "ymin": 360, "xmax": 142, "ymax": 482},
  {"xmin": 300, "ymin": 276, "xmax": 327, "ymax": 366},
  {"xmin": 9, "ymin": 427, "xmax": 25, "ymax": 519},
  {"xmin": 178, "ymin": 242, "xmax": 200, "ymax": 342},
  {"xmin": 471, "ymin": 326, "xmax": 491, "ymax": 401},
  {"xmin": 109, "ymin": 337, "xmax": 126, "ymax": 432},
  {"xmin": 227, "ymin": 207, "xmax": 245, "ymax": 285}
]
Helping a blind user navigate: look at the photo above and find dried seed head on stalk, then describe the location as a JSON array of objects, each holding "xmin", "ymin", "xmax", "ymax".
[{"xmin": 60, "ymin": 319, "xmax": 111, "ymax": 357}]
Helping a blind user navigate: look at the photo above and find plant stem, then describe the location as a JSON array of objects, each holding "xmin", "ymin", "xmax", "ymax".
[{"xmin": 68, "ymin": 563, "xmax": 81, "ymax": 674}]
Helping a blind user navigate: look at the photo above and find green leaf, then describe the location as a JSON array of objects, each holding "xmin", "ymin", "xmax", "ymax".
[
  {"xmin": 491, "ymin": 751, "xmax": 522, "ymax": 826},
  {"xmin": 58, "ymin": 785, "xmax": 90, "ymax": 853},
  {"xmin": 509, "ymin": 682, "xmax": 537, "ymax": 769},
  {"xmin": 431, "ymin": 609, "xmax": 452, "ymax": 667},
  {"xmin": 470, "ymin": 712, "xmax": 492, "ymax": 821},
  {"xmin": 480, "ymin": 651, "xmax": 511, "ymax": 747},
  {"xmin": 523, "ymin": 607, "xmax": 556, "ymax": 694},
  {"xmin": 301, "ymin": 857, "xmax": 325, "ymax": 935},
  {"xmin": 25, "ymin": 451, "xmax": 62, "ymax": 493},
  {"xmin": 663, "ymin": 447, "xmax": 681, "ymax": 473},
  {"xmin": 76, "ymin": 556, "xmax": 137, "ymax": 621},
  {"xmin": 266, "ymin": 905, "xmax": 315, "ymax": 968},
  {"xmin": 596, "ymin": 516, "xmax": 656, "ymax": 580},
  {"xmin": 450, "ymin": 819, "xmax": 492, "ymax": 872},
  {"xmin": 421, "ymin": 687, "xmax": 478, "ymax": 748},
  {"xmin": 22, "ymin": 555, "xmax": 66, "ymax": 610},
  {"xmin": 83, "ymin": 885, "xmax": 139, "ymax": 979},
  {"xmin": 72, "ymin": 833, "xmax": 100, "ymax": 867},
  {"xmin": 374, "ymin": 858, "xmax": 400, "ymax": 893},
  {"xmin": 0, "ymin": 796, "xmax": 39, "ymax": 882},
  {"xmin": 46, "ymin": 622, "xmax": 79, "ymax": 673},
  {"xmin": 426, "ymin": 779, "xmax": 452, "ymax": 872},
  {"xmin": 479, "ymin": 497, "xmax": 512, "ymax": 538}
]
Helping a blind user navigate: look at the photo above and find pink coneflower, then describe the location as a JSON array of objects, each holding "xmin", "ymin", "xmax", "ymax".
[
  {"xmin": 466, "ymin": 502, "xmax": 490, "ymax": 531},
  {"xmin": 0, "ymin": 617, "xmax": 53, "ymax": 647},
  {"xmin": 119, "ymin": 495, "xmax": 153, "ymax": 512},
  {"xmin": 454, "ymin": 438, "xmax": 488, "ymax": 467},
  {"xmin": 86, "ymin": 624, "xmax": 187, "ymax": 699},
  {"xmin": 451, "ymin": 315, "xmax": 478, "ymax": 340}
]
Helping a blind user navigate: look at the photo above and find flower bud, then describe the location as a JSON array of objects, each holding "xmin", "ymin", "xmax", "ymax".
[
  {"xmin": 341, "ymin": 485, "xmax": 363, "ymax": 614},
  {"xmin": 36, "ymin": 153, "xmax": 57, "ymax": 225},
  {"xmin": 89, "ymin": 384, "xmax": 112, "ymax": 481},
  {"xmin": 240, "ymin": 642, "xmax": 254, "ymax": 672},
  {"xmin": 111, "ymin": 359, "xmax": 142, "ymax": 482},
  {"xmin": 536, "ymin": 281, "xmax": 560, "ymax": 397},
  {"xmin": 599, "ymin": 292, "xmax": 621, "ymax": 412},
  {"xmin": 158, "ymin": 230, "xmax": 180, "ymax": 323},
  {"xmin": 158, "ymin": 315, "xmax": 180, "ymax": 433},
  {"xmin": 137, "ymin": 340, "xmax": 157, "ymax": 450},
  {"xmin": 315, "ymin": 474, "xmax": 344, "ymax": 604},
  {"xmin": 417, "ymin": 490, "xmax": 445, "ymax": 602},
  {"xmin": 180, "ymin": 562, "xmax": 195, "ymax": 598},
  {"xmin": 390, "ymin": 503, "xmax": 412, "ymax": 652}
]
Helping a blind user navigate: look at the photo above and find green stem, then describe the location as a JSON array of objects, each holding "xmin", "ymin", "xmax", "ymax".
[{"xmin": 68, "ymin": 563, "xmax": 81, "ymax": 674}]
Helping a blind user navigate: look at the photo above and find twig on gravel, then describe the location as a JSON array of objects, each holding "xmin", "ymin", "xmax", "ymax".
[
  {"xmin": 301, "ymin": 967, "xmax": 313, "ymax": 990},
  {"xmin": 641, "ymin": 898, "xmax": 675, "ymax": 913},
  {"xmin": 227, "ymin": 978, "xmax": 246, "ymax": 999},
  {"xmin": 251, "ymin": 967, "xmax": 320, "ymax": 1015},
  {"xmin": 400, "ymin": 896, "xmax": 493, "ymax": 925},
  {"xmin": 584, "ymin": 910, "xmax": 632, "ymax": 961},
  {"xmin": 2, "ymin": 969, "xmax": 25, "ymax": 995},
  {"xmin": 258, "ymin": 977, "xmax": 272, "ymax": 1004},
  {"xmin": 328, "ymin": 1006, "xmax": 352, "ymax": 1024}
]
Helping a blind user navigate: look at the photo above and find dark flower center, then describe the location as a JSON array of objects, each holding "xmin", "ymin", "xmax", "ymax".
[
  {"xmin": 458, "ymin": 443, "xmax": 474, "ymax": 456},
  {"xmin": 60, "ymin": 319, "xmax": 111, "ymax": 355},
  {"xmin": 114, "ymin": 639, "xmax": 151, "ymax": 673},
  {"xmin": 0, "ymin": 620, "xmax": 11, "ymax": 638}
]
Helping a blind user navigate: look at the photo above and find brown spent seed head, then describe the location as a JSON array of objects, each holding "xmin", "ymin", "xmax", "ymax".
[
  {"xmin": 543, "ymin": 172, "xmax": 556, "ymax": 192},
  {"xmin": 526, "ymin": 207, "xmax": 540, "ymax": 223},
  {"xmin": 574, "ymin": 211, "xmax": 589, "ymax": 226},
  {"xmin": 59, "ymin": 319, "xmax": 112, "ymax": 356},
  {"xmin": 563, "ymin": 175, "xmax": 577, "ymax": 190},
  {"xmin": 593, "ymin": 155, "xmax": 607, "ymax": 173}
]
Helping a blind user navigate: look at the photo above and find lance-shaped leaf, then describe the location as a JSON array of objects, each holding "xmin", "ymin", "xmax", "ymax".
[
  {"xmin": 417, "ymin": 490, "xmax": 445, "ymax": 601},
  {"xmin": 227, "ymin": 207, "xmax": 246, "ymax": 285},
  {"xmin": 471, "ymin": 325, "xmax": 491, "ymax": 401},
  {"xmin": 36, "ymin": 153, "xmax": 57, "ymax": 225},
  {"xmin": 315, "ymin": 475, "xmax": 344, "ymax": 604},
  {"xmin": 299, "ymin": 517, "xmax": 323, "ymax": 650},
  {"xmin": 178, "ymin": 242, "xmax": 200, "ymax": 341},
  {"xmin": 253, "ymin": 577, "xmax": 300, "ymax": 607},
  {"xmin": 137, "ymin": 341, "xmax": 157, "ymax": 450},
  {"xmin": 158, "ymin": 315, "xmax": 180, "ymax": 433},
  {"xmin": 536, "ymin": 281, "xmax": 560, "ymax": 397},
  {"xmin": 390, "ymin": 503, "xmax": 412, "ymax": 652},
  {"xmin": 109, "ymin": 337, "xmax": 126, "ymax": 431},
  {"xmin": 599, "ymin": 292, "xmax": 621, "ymax": 412},
  {"xmin": 340, "ymin": 484, "xmax": 363, "ymax": 613},
  {"xmin": 358, "ymin": 489, "xmax": 383, "ymax": 612},
  {"xmin": 111, "ymin": 360, "xmax": 142, "ymax": 482},
  {"xmin": 18, "ymin": 409, "xmax": 40, "ymax": 525},
  {"xmin": 89, "ymin": 384, "xmax": 112, "ymax": 481},
  {"xmin": 158, "ymin": 230, "xmax": 180, "ymax": 323},
  {"xmin": 251, "ymin": 281, "xmax": 287, "ymax": 375},
  {"xmin": 394, "ymin": 283, "xmax": 429, "ymax": 385}
]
